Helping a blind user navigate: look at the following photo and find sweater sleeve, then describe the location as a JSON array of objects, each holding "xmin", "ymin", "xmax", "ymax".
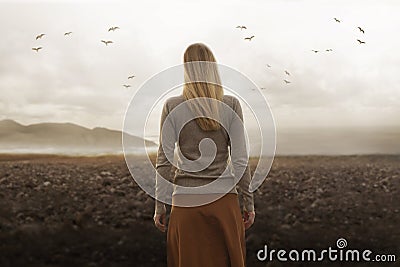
[
  {"xmin": 154, "ymin": 100, "xmax": 176, "ymax": 215},
  {"xmin": 230, "ymin": 98, "xmax": 255, "ymax": 212}
]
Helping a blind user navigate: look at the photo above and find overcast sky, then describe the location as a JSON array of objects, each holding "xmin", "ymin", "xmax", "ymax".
[{"xmin": 0, "ymin": 0, "xmax": 399, "ymax": 140}]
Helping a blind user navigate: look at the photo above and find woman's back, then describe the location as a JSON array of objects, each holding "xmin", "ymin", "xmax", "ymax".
[
  {"xmin": 156, "ymin": 92, "xmax": 253, "ymax": 201},
  {"xmin": 164, "ymin": 94, "xmax": 241, "ymax": 181}
]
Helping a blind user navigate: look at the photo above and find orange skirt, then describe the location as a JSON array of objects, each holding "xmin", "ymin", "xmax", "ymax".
[{"xmin": 167, "ymin": 193, "xmax": 246, "ymax": 267}]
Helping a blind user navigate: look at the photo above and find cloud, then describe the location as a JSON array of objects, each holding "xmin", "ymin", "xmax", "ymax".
[{"xmin": 0, "ymin": 0, "xmax": 399, "ymax": 135}]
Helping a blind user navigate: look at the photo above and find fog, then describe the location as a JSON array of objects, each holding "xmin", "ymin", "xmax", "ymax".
[{"xmin": 0, "ymin": 0, "xmax": 399, "ymax": 154}]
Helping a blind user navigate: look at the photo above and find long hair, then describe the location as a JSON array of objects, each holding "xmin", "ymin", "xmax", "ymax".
[{"xmin": 183, "ymin": 43, "xmax": 224, "ymax": 131}]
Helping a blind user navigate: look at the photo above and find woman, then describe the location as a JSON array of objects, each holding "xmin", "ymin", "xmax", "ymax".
[{"xmin": 153, "ymin": 43, "xmax": 256, "ymax": 267}]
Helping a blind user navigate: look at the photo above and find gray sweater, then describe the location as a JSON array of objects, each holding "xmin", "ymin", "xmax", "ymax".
[{"xmin": 155, "ymin": 94, "xmax": 254, "ymax": 215}]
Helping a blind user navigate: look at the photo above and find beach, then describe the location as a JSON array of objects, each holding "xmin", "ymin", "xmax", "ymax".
[{"xmin": 0, "ymin": 154, "xmax": 399, "ymax": 266}]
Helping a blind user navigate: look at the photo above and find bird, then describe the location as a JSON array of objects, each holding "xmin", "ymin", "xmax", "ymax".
[
  {"xmin": 311, "ymin": 50, "xmax": 319, "ymax": 53},
  {"xmin": 285, "ymin": 70, "xmax": 290, "ymax": 76},
  {"xmin": 32, "ymin": 47, "xmax": 43, "ymax": 52},
  {"xmin": 236, "ymin": 26, "xmax": 247, "ymax": 30},
  {"xmin": 357, "ymin": 27, "xmax": 365, "ymax": 34},
  {"xmin": 101, "ymin": 40, "xmax": 113, "ymax": 46},
  {"xmin": 260, "ymin": 87, "xmax": 266, "ymax": 90},
  {"xmin": 128, "ymin": 75, "xmax": 135, "ymax": 79},
  {"xmin": 283, "ymin": 79, "xmax": 291, "ymax": 84},
  {"xmin": 357, "ymin": 39, "xmax": 366, "ymax": 44},
  {"xmin": 326, "ymin": 49, "xmax": 333, "ymax": 52},
  {"xmin": 123, "ymin": 85, "xmax": 131, "ymax": 88},
  {"xmin": 244, "ymin": 36, "xmax": 255, "ymax": 41},
  {"xmin": 36, "ymin": 33, "xmax": 45, "ymax": 40},
  {"xmin": 334, "ymin": 18, "xmax": 341, "ymax": 23},
  {"xmin": 266, "ymin": 64, "xmax": 272, "ymax": 68},
  {"xmin": 108, "ymin": 26, "xmax": 120, "ymax": 32},
  {"xmin": 64, "ymin": 31, "xmax": 72, "ymax": 36}
]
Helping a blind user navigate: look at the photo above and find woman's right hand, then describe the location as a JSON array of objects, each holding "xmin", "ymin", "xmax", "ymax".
[
  {"xmin": 154, "ymin": 212, "xmax": 167, "ymax": 232},
  {"xmin": 243, "ymin": 210, "xmax": 255, "ymax": 230}
]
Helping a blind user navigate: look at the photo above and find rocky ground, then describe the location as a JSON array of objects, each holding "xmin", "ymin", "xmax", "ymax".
[{"xmin": 0, "ymin": 154, "xmax": 399, "ymax": 267}]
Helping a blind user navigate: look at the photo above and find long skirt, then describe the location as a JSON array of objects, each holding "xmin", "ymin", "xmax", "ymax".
[{"xmin": 167, "ymin": 193, "xmax": 246, "ymax": 267}]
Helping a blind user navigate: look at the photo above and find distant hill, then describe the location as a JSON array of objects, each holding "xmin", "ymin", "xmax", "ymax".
[
  {"xmin": 1, "ymin": 119, "xmax": 398, "ymax": 155},
  {"xmin": 0, "ymin": 119, "xmax": 157, "ymax": 155}
]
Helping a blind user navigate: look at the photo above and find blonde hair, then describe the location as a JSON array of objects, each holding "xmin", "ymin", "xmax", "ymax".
[{"xmin": 183, "ymin": 43, "xmax": 223, "ymax": 131}]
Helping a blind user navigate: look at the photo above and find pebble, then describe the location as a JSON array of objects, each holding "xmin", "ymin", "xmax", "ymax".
[
  {"xmin": 128, "ymin": 200, "xmax": 143, "ymax": 209},
  {"xmin": 136, "ymin": 190, "xmax": 145, "ymax": 198},
  {"xmin": 102, "ymin": 178, "xmax": 112, "ymax": 186},
  {"xmin": 113, "ymin": 190, "xmax": 125, "ymax": 197}
]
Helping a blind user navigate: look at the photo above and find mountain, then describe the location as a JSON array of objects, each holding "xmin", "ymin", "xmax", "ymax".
[{"xmin": 0, "ymin": 119, "xmax": 157, "ymax": 155}]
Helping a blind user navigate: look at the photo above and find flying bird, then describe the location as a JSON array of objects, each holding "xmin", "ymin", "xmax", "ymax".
[
  {"xmin": 108, "ymin": 26, "xmax": 120, "ymax": 32},
  {"xmin": 334, "ymin": 18, "xmax": 341, "ymax": 23},
  {"xmin": 123, "ymin": 84, "xmax": 131, "ymax": 88},
  {"xmin": 357, "ymin": 27, "xmax": 365, "ymax": 34},
  {"xmin": 260, "ymin": 87, "xmax": 267, "ymax": 90},
  {"xmin": 284, "ymin": 70, "xmax": 290, "ymax": 76},
  {"xmin": 32, "ymin": 47, "xmax": 43, "ymax": 52},
  {"xmin": 64, "ymin": 31, "xmax": 72, "ymax": 36},
  {"xmin": 326, "ymin": 49, "xmax": 333, "ymax": 52},
  {"xmin": 283, "ymin": 79, "xmax": 291, "ymax": 84},
  {"xmin": 244, "ymin": 36, "xmax": 255, "ymax": 41},
  {"xmin": 36, "ymin": 33, "xmax": 45, "ymax": 40},
  {"xmin": 128, "ymin": 75, "xmax": 135, "ymax": 79},
  {"xmin": 236, "ymin": 26, "xmax": 247, "ymax": 30},
  {"xmin": 266, "ymin": 64, "xmax": 272, "ymax": 68},
  {"xmin": 311, "ymin": 50, "xmax": 319, "ymax": 53},
  {"xmin": 357, "ymin": 39, "xmax": 366, "ymax": 44},
  {"xmin": 101, "ymin": 40, "xmax": 113, "ymax": 46}
]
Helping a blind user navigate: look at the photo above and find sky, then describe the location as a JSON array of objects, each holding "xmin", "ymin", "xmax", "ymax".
[{"xmin": 0, "ymin": 0, "xmax": 399, "ymax": 141}]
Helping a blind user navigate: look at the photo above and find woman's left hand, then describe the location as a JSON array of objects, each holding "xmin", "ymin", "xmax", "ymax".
[{"xmin": 154, "ymin": 212, "xmax": 167, "ymax": 232}]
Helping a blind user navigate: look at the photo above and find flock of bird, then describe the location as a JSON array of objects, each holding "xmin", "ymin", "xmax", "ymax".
[
  {"xmin": 32, "ymin": 26, "xmax": 136, "ymax": 89},
  {"xmin": 31, "ymin": 17, "xmax": 367, "ymax": 92},
  {"xmin": 236, "ymin": 17, "xmax": 367, "ymax": 89},
  {"xmin": 236, "ymin": 25, "xmax": 255, "ymax": 41},
  {"xmin": 235, "ymin": 24, "xmax": 293, "ymax": 87},
  {"xmin": 123, "ymin": 75, "xmax": 136, "ymax": 88}
]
